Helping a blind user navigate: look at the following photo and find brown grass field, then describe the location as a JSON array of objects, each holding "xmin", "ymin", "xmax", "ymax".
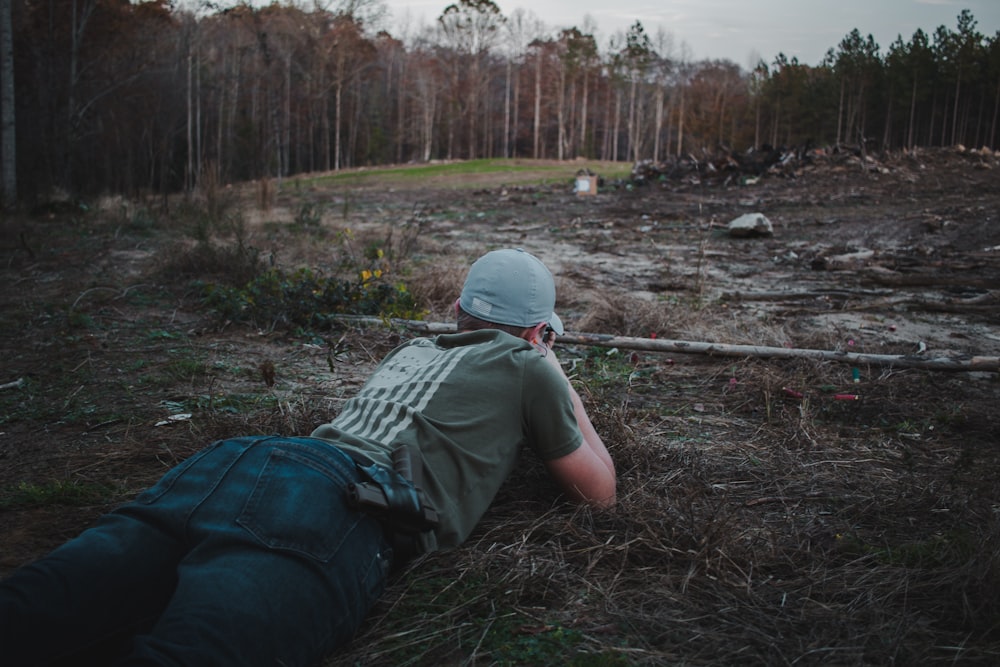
[{"xmin": 2, "ymin": 149, "xmax": 999, "ymax": 665}]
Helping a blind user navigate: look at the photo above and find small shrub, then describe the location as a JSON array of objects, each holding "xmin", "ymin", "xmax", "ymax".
[
  {"xmin": 202, "ymin": 265, "xmax": 423, "ymax": 331},
  {"xmin": 155, "ymin": 239, "xmax": 266, "ymax": 288},
  {"xmin": 294, "ymin": 202, "xmax": 324, "ymax": 228}
]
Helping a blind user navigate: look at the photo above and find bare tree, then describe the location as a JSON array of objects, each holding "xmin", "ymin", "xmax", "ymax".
[
  {"xmin": 675, "ymin": 43, "xmax": 693, "ymax": 157},
  {"xmin": 409, "ymin": 29, "xmax": 443, "ymax": 162},
  {"xmin": 651, "ymin": 27, "xmax": 675, "ymax": 162},
  {"xmin": 617, "ymin": 21, "xmax": 653, "ymax": 162},
  {"xmin": 554, "ymin": 27, "xmax": 597, "ymax": 159},
  {"xmin": 438, "ymin": 0, "xmax": 505, "ymax": 159},
  {"xmin": 577, "ymin": 15, "xmax": 600, "ymax": 157},
  {"xmin": 938, "ymin": 10, "xmax": 984, "ymax": 146},
  {"xmin": 503, "ymin": 9, "xmax": 542, "ymax": 158},
  {"xmin": 65, "ymin": 0, "xmax": 97, "ymax": 190},
  {"xmin": 527, "ymin": 36, "xmax": 559, "ymax": 159},
  {"xmin": 748, "ymin": 58, "xmax": 767, "ymax": 150},
  {"xmin": 0, "ymin": 0, "xmax": 14, "ymax": 206}
]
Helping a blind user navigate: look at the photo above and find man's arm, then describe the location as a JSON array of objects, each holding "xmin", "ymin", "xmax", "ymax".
[{"xmin": 540, "ymin": 346, "xmax": 617, "ymax": 508}]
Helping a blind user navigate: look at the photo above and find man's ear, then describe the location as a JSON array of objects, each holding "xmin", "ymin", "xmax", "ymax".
[{"xmin": 523, "ymin": 322, "xmax": 547, "ymax": 343}]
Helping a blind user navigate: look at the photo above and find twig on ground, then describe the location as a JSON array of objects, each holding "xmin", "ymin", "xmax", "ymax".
[{"xmin": 0, "ymin": 377, "xmax": 25, "ymax": 391}]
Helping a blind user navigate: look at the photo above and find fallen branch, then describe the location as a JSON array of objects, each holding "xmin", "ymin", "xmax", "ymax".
[
  {"xmin": 331, "ymin": 316, "xmax": 999, "ymax": 373},
  {"xmin": 721, "ymin": 288, "xmax": 894, "ymax": 302},
  {"xmin": 71, "ymin": 284, "xmax": 154, "ymax": 310}
]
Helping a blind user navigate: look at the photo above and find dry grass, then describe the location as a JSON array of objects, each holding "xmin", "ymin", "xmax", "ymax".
[
  {"xmin": 3, "ymin": 154, "xmax": 999, "ymax": 666},
  {"xmin": 404, "ymin": 256, "xmax": 468, "ymax": 320},
  {"xmin": 332, "ymin": 344, "xmax": 1000, "ymax": 665},
  {"xmin": 328, "ymin": 283, "xmax": 1000, "ymax": 666},
  {"xmin": 575, "ymin": 291, "xmax": 794, "ymax": 348}
]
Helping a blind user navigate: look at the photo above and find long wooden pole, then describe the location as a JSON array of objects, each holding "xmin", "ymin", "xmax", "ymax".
[{"xmin": 333, "ymin": 316, "xmax": 999, "ymax": 373}]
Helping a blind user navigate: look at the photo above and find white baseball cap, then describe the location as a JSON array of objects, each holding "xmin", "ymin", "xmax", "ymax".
[{"xmin": 459, "ymin": 248, "xmax": 564, "ymax": 334}]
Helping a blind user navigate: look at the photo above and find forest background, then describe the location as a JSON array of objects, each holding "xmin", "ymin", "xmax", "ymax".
[{"xmin": 0, "ymin": 0, "xmax": 997, "ymax": 206}]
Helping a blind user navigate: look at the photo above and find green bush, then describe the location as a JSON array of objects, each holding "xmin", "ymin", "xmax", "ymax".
[{"xmin": 202, "ymin": 266, "xmax": 422, "ymax": 331}]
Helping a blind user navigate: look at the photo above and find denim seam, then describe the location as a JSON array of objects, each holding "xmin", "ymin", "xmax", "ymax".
[{"xmin": 180, "ymin": 439, "xmax": 256, "ymax": 543}]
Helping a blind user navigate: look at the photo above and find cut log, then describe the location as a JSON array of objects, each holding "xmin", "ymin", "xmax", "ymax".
[{"xmin": 331, "ymin": 316, "xmax": 999, "ymax": 373}]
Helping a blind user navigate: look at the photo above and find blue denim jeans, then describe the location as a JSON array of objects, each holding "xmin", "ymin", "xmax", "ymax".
[{"xmin": 0, "ymin": 436, "xmax": 393, "ymax": 666}]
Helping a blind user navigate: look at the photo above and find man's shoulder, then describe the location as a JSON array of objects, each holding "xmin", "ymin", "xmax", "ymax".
[{"xmin": 435, "ymin": 329, "xmax": 531, "ymax": 350}]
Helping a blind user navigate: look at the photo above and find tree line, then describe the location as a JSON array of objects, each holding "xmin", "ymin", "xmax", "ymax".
[{"xmin": 0, "ymin": 0, "xmax": 997, "ymax": 205}]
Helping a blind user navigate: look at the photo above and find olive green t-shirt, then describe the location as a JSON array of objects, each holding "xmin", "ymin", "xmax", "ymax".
[{"xmin": 310, "ymin": 330, "xmax": 583, "ymax": 551}]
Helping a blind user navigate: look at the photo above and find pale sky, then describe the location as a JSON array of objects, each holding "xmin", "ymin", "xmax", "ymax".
[{"xmin": 382, "ymin": 0, "xmax": 1000, "ymax": 68}]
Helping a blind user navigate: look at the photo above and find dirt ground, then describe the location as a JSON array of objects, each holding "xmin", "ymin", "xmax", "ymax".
[{"xmin": 1, "ymin": 147, "xmax": 999, "ymax": 664}]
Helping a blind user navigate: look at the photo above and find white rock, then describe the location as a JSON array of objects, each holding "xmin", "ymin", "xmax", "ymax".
[{"xmin": 728, "ymin": 213, "xmax": 774, "ymax": 238}]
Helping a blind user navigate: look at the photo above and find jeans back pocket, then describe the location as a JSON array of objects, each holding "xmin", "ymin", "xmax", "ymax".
[{"xmin": 237, "ymin": 448, "xmax": 360, "ymax": 562}]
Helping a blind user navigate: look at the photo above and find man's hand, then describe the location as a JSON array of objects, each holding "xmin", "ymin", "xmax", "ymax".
[
  {"xmin": 535, "ymin": 330, "xmax": 617, "ymax": 508},
  {"xmin": 542, "ymin": 326, "xmax": 557, "ymax": 348}
]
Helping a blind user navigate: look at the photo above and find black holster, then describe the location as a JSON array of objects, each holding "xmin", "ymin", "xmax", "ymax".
[{"xmin": 346, "ymin": 444, "xmax": 439, "ymax": 565}]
